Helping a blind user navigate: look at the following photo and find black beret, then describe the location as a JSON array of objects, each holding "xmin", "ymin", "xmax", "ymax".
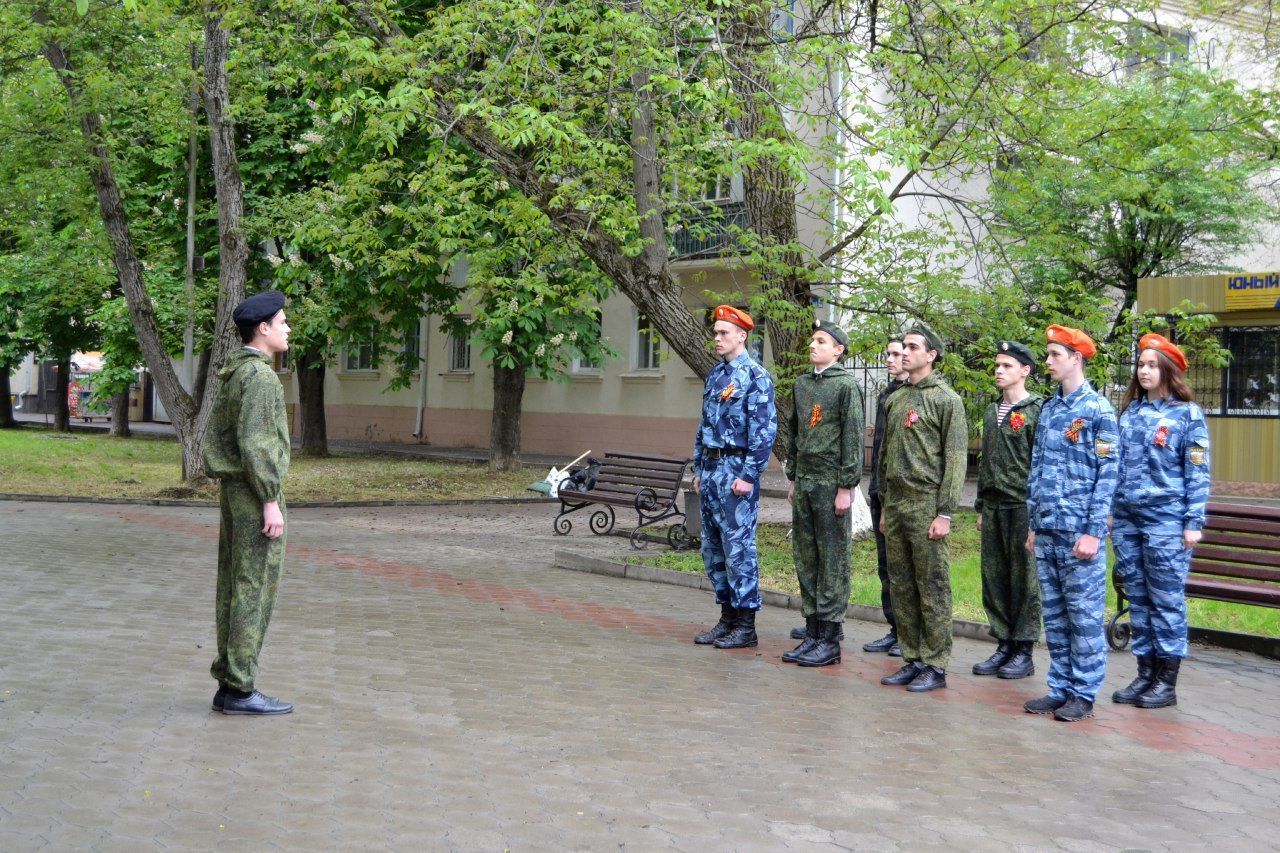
[
  {"xmin": 901, "ymin": 320, "xmax": 945, "ymax": 360},
  {"xmin": 813, "ymin": 319, "xmax": 849, "ymax": 350},
  {"xmin": 996, "ymin": 340, "xmax": 1036, "ymax": 369},
  {"xmin": 232, "ymin": 291, "xmax": 287, "ymax": 327}
]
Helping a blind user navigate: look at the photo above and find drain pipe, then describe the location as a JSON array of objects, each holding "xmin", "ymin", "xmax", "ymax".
[{"xmin": 411, "ymin": 312, "xmax": 429, "ymax": 439}]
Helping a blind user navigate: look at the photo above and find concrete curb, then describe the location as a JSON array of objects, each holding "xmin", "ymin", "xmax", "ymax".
[
  {"xmin": 552, "ymin": 549, "xmax": 999, "ymax": 644},
  {"xmin": 0, "ymin": 493, "xmax": 551, "ymax": 509}
]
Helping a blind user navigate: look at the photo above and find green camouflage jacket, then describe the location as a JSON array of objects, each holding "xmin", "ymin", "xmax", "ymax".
[
  {"xmin": 202, "ymin": 347, "xmax": 290, "ymax": 503},
  {"xmin": 785, "ymin": 363, "xmax": 865, "ymax": 488},
  {"xmin": 974, "ymin": 394, "xmax": 1043, "ymax": 512},
  {"xmin": 878, "ymin": 371, "xmax": 968, "ymax": 516}
]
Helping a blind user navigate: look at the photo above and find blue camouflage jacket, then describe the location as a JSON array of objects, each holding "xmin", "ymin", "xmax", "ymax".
[
  {"xmin": 1027, "ymin": 381, "xmax": 1120, "ymax": 538},
  {"xmin": 694, "ymin": 351, "xmax": 778, "ymax": 483},
  {"xmin": 1114, "ymin": 396, "xmax": 1211, "ymax": 534}
]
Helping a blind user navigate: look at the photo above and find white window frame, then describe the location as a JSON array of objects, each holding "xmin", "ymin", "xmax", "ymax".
[
  {"xmin": 447, "ymin": 318, "xmax": 472, "ymax": 373},
  {"xmin": 343, "ymin": 342, "xmax": 377, "ymax": 372},
  {"xmin": 634, "ymin": 311, "xmax": 662, "ymax": 371}
]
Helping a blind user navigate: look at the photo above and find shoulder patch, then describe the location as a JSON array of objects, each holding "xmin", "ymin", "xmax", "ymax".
[
  {"xmin": 1094, "ymin": 438, "xmax": 1113, "ymax": 458},
  {"xmin": 1189, "ymin": 446, "xmax": 1207, "ymax": 466}
]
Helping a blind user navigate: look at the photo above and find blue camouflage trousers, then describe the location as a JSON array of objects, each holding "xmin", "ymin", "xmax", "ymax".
[
  {"xmin": 1034, "ymin": 530, "xmax": 1108, "ymax": 703},
  {"xmin": 699, "ymin": 456, "xmax": 762, "ymax": 611},
  {"xmin": 1112, "ymin": 518, "xmax": 1192, "ymax": 659}
]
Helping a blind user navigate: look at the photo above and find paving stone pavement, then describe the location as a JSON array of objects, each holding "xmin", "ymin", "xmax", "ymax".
[{"xmin": 2, "ymin": 498, "xmax": 1279, "ymax": 852}]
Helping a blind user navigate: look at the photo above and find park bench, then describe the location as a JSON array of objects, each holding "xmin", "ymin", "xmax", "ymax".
[
  {"xmin": 1107, "ymin": 502, "xmax": 1280, "ymax": 650},
  {"xmin": 552, "ymin": 450, "xmax": 693, "ymax": 549}
]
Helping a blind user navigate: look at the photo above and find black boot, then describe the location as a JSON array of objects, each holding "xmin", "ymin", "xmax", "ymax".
[
  {"xmin": 972, "ymin": 641, "xmax": 1014, "ymax": 676},
  {"xmin": 880, "ymin": 661, "xmax": 922, "ymax": 685},
  {"xmin": 1136, "ymin": 658, "xmax": 1180, "ymax": 709},
  {"xmin": 714, "ymin": 608, "xmax": 758, "ymax": 649},
  {"xmin": 796, "ymin": 620, "xmax": 842, "ymax": 667},
  {"xmin": 782, "ymin": 616, "xmax": 819, "ymax": 663},
  {"xmin": 906, "ymin": 664, "xmax": 947, "ymax": 692},
  {"xmin": 862, "ymin": 629, "xmax": 897, "ymax": 653},
  {"xmin": 997, "ymin": 642, "xmax": 1035, "ymax": 680},
  {"xmin": 694, "ymin": 603, "xmax": 734, "ymax": 645},
  {"xmin": 1111, "ymin": 654, "xmax": 1156, "ymax": 704},
  {"xmin": 792, "ymin": 622, "xmax": 843, "ymax": 641}
]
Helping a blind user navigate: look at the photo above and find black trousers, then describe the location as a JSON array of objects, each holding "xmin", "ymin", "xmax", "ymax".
[{"xmin": 870, "ymin": 491, "xmax": 896, "ymax": 629}]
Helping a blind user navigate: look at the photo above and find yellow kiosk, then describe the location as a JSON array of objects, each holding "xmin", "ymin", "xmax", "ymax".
[{"xmin": 1138, "ymin": 271, "xmax": 1280, "ymax": 496}]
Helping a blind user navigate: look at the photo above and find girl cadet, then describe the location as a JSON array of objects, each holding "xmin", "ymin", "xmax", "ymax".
[{"xmin": 1111, "ymin": 333, "xmax": 1210, "ymax": 710}]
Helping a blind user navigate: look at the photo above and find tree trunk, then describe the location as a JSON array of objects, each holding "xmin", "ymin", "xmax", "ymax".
[
  {"xmin": 296, "ymin": 347, "xmax": 329, "ymax": 457},
  {"xmin": 54, "ymin": 354, "xmax": 71, "ymax": 432},
  {"xmin": 110, "ymin": 388, "xmax": 131, "ymax": 438},
  {"xmin": 38, "ymin": 21, "xmax": 204, "ymax": 474},
  {"xmin": 0, "ymin": 368, "xmax": 17, "ymax": 428},
  {"xmin": 489, "ymin": 362, "xmax": 526, "ymax": 472},
  {"xmin": 193, "ymin": 9, "xmax": 250, "ymax": 475}
]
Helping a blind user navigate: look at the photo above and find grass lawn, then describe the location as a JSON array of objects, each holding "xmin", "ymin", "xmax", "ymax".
[
  {"xmin": 628, "ymin": 510, "xmax": 1280, "ymax": 639},
  {"xmin": 0, "ymin": 426, "xmax": 539, "ymax": 502}
]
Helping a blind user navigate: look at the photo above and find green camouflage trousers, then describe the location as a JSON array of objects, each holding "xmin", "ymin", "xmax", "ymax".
[
  {"xmin": 980, "ymin": 505, "xmax": 1042, "ymax": 642},
  {"xmin": 883, "ymin": 500, "xmax": 953, "ymax": 669},
  {"xmin": 791, "ymin": 480, "xmax": 853, "ymax": 623},
  {"xmin": 211, "ymin": 480, "xmax": 285, "ymax": 692}
]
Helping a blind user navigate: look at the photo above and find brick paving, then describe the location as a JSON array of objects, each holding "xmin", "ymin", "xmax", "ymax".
[{"xmin": 2, "ymin": 498, "xmax": 1279, "ymax": 851}]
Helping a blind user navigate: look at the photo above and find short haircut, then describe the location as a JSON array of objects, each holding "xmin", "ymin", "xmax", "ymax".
[{"xmin": 236, "ymin": 321, "xmax": 258, "ymax": 344}]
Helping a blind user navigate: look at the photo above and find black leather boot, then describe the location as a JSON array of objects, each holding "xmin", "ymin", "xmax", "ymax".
[
  {"xmin": 880, "ymin": 661, "xmax": 922, "ymax": 685},
  {"xmin": 972, "ymin": 641, "xmax": 1014, "ymax": 676},
  {"xmin": 1111, "ymin": 655, "xmax": 1156, "ymax": 704},
  {"xmin": 694, "ymin": 603, "xmax": 735, "ymax": 645},
  {"xmin": 997, "ymin": 642, "xmax": 1035, "ymax": 679},
  {"xmin": 906, "ymin": 664, "xmax": 947, "ymax": 692},
  {"xmin": 863, "ymin": 630, "xmax": 897, "ymax": 653},
  {"xmin": 792, "ymin": 623, "xmax": 843, "ymax": 641},
  {"xmin": 1136, "ymin": 658, "xmax": 1180, "ymax": 709},
  {"xmin": 796, "ymin": 620, "xmax": 842, "ymax": 667},
  {"xmin": 714, "ymin": 608, "xmax": 758, "ymax": 649},
  {"xmin": 782, "ymin": 616, "xmax": 819, "ymax": 663}
]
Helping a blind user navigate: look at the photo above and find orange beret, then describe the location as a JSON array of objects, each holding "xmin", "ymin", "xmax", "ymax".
[
  {"xmin": 1139, "ymin": 333, "xmax": 1187, "ymax": 372},
  {"xmin": 713, "ymin": 304, "xmax": 754, "ymax": 331},
  {"xmin": 1045, "ymin": 324, "xmax": 1096, "ymax": 359}
]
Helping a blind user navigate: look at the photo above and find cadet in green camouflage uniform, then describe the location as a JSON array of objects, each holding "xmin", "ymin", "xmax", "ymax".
[
  {"xmin": 972, "ymin": 341, "xmax": 1043, "ymax": 680},
  {"xmin": 783, "ymin": 321, "xmax": 864, "ymax": 667},
  {"xmin": 202, "ymin": 291, "xmax": 294, "ymax": 716},
  {"xmin": 876, "ymin": 322, "xmax": 967, "ymax": 693}
]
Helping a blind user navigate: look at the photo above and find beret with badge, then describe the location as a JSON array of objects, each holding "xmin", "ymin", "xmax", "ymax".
[
  {"xmin": 900, "ymin": 319, "xmax": 945, "ymax": 360},
  {"xmin": 232, "ymin": 290, "xmax": 287, "ymax": 327},
  {"xmin": 713, "ymin": 304, "xmax": 754, "ymax": 331},
  {"xmin": 996, "ymin": 339, "xmax": 1036, "ymax": 370},
  {"xmin": 1045, "ymin": 324, "xmax": 1096, "ymax": 359},
  {"xmin": 813, "ymin": 319, "xmax": 849, "ymax": 350},
  {"xmin": 1138, "ymin": 333, "xmax": 1188, "ymax": 372}
]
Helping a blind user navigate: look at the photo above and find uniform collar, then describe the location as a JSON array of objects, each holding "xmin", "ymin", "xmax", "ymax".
[
  {"xmin": 724, "ymin": 351, "xmax": 752, "ymax": 369},
  {"xmin": 1055, "ymin": 381, "xmax": 1093, "ymax": 409}
]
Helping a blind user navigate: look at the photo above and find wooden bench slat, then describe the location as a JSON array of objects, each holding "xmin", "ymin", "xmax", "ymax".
[
  {"xmin": 1192, "ymin": 546, "xmax": 1280, "ymax": 570},
  {"xmin": 1185, "ymin": 577, "xmax": 1280, "ymax": 607},
  {"xmin": 1199, "ymin": 530, "xmax": 1280, "ymax": 550},
  {"xmin": 1190, "ymin": 562, "xmax": 1280, "ymax": 584},
  {"xmin": 1203, "ymin": 516, "xmax": 1280, "ymax": 537},
  {"xmin": 594, "ymin": 474, "xmax": 683, "ymax": 491},
  {"xmin": 602, "ymin": 450, "xmax": 690, "ymax": 465}
]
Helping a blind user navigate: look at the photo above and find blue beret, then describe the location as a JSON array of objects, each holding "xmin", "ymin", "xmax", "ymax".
[
  {"xmin": 232, "ymin": 291, "xmax": 286, "ymax": 326},
  {"xmin": 996, "ymin": 340, "xmax": 1036, "ymax": 369},
  {"xmin": 814, "ymin": 319, "xmax": 849, "ymax": 349}
]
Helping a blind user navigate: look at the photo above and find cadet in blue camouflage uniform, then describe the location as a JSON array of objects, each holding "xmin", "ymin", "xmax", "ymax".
[
  {"xmin": 1024, "ymin": 325, "xmax": 1120, "ymax": 723},
  {"xmin": 972, "ymin": 340, "xmax": 1043, "ymax": 681},
  {"xmin": 782, "ymin": 320, "xmax": 864, "ymax": 667},
  {"xmin": 1110, "ymin": 334, "xmax": 1210, "ymax": 710},
  {"xmin": 877, "ymin": 322, "xmax": 968, "ymax": 694},
  {"xmin": 202, "ymin": 291, "xmax": 294, "ymax": 716},
  {"xmin": 692, "ymin": 305, "xmax": 778, "ymax": 650}
]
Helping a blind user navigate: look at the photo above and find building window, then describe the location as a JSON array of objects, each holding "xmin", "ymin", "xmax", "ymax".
[
  {"xmin": 402, "ymin": 324, "xmax": 422, "ymax": 366},
  {"xmin": 635, "ymin": 312, "xmax": 661, "ymax": 371},
  {"xmin": 1186, "ymin": 326, "xmax": 1279, "ymax": 418},
  {"xmin": 1127, "ymin": 24, "xmax": 1192, "ymax": 73},
  {"xmin": 747, "ymin": 332, "xmax": 766, "ymax": 363},
  {"xmin": 273, "ymin": 349, "xmax": 290, "ymax": 374},
  {"xmin": 448, "ymin": 319, "xmax": 471, "ymax": 372},
  {"xmin": 572, "ymin": 311, "xmax": 603, "ymax": 373},
  {"xmin": 343, "ymin": 342, "xmax": 377, "ymax": 372}
]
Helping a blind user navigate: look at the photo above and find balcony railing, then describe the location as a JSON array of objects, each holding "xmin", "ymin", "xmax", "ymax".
[{"xmin": 671, "ymin": 202, "xmax": 749, "ymax": 261}]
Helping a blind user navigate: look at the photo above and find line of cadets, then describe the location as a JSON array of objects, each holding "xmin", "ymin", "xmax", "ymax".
[{"xmin": 692, "ymin": 305, "xmax": 1210, "ymax": 723}]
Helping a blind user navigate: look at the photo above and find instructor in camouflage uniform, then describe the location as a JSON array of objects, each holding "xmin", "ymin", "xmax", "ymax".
[
  {"xmin": 877, "ymin": 322, "xmax": 968, "ymax": 693},
  {"xmin": 972, "ymin": 341, "xmax": 1043, "ymax": 680},
  {"xmin": 203, "ymin": 291, "xmax": 294, "ymax": 716},
  {"xmin": 782, "ymin": 320, "xmax": 864, "ymax": 667}
]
